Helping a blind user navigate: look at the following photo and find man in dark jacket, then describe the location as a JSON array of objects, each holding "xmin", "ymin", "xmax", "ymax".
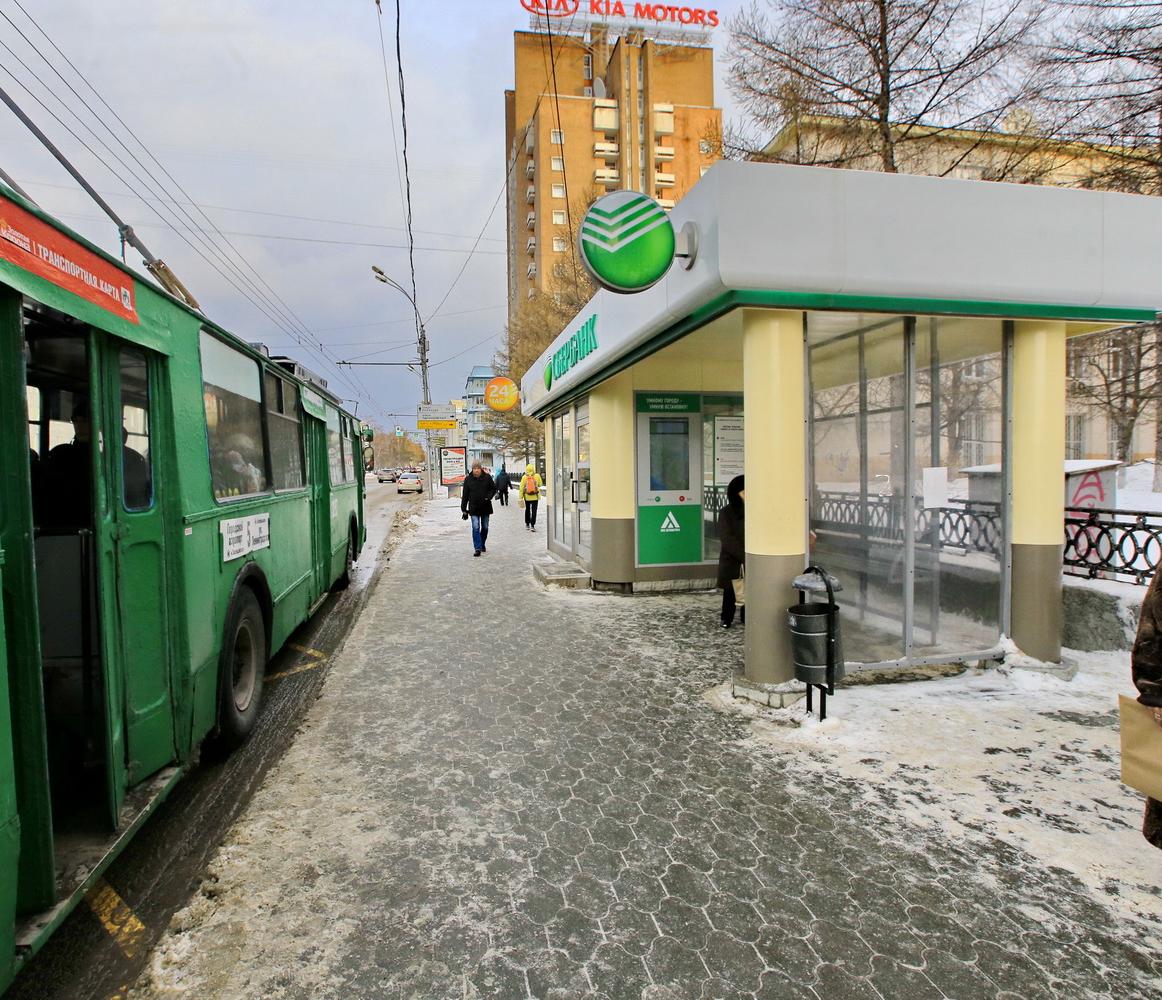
[
  {"xmin": 1131, "ymin": 570, "xmax": 1162, "ymax": 848},
  {"xmin": 716, "ymin": 475, "xmax": 745, "ymax": 628},
  {"xmin": 461, "ymin": 461, "xmax": 496, "ymax": 557},
  {"xmin": 494, "ymin": 466, "xmax": 511, "ymax": 507}
]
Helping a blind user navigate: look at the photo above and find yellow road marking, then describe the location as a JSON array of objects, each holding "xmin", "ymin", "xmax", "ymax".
[
  {"xmin": 267, "ymin": 644, "xmax": 329, "ymax": 682},
  {"xmin": 85, "ymin": 878, "xmax": 145, "ymax": 961},
  {"xmin": 286, "ymin": 643, "xmax": 326, "ymax": 660}
]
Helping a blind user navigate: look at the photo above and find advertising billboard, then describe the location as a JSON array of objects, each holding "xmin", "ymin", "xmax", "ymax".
[{"xmin": 440, "ymin": 446, "xmax": 467, "ymax": 486}]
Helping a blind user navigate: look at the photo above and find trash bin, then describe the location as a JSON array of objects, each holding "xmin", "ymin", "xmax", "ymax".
[{"xmin": 787, "ymin": 565, "xmax": 844, "ymax": 719}]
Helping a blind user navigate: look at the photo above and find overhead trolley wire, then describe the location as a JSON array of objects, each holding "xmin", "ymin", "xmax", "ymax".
[
  {"xmin": 421, "ymin": 3, "xmax": 587, "ymax": 327},
  {"xmin": 1, "ymin": 1, "xmax": 387, "ymax": 421}
]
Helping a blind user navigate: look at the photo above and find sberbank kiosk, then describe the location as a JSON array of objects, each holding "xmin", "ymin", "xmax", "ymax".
[{"xmin": 636, "ymin": 393, "xmax": 702, "ymax": 565}]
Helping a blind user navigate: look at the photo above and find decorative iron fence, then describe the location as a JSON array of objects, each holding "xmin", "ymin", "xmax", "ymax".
[
  {"xmin": 814, "ymin": 492, "xmax": 1003, "ymax": 557},
  {"xmin": 710, "ymin": 488, "xmax": 1161, "ymax": 585},
  {"xmin": 816, "ymin": 491, "xmax": 1161, "ymax": 585},
  {"xmin": 1064, "ymin": 507, "xmax": 1162, "ymax": 586}
]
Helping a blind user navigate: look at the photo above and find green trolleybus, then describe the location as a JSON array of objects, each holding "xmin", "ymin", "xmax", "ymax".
[{"xmin": 0, "ymin": 187, "xmax": 367, "ymax": 990}]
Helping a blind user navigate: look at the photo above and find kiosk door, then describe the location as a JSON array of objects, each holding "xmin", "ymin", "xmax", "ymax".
[{"xmin": 636, "ymin": 394, "xmax": 702, "ymax": 565}]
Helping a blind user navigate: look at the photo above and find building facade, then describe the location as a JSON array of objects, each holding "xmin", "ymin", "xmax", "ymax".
[
  {"xmin": 464, "ymin": 367, "xmax": 498, "ymax": 469},
  {"xmin": 505, "ymin": 22, "xmax": 721, "ymax": 319}
]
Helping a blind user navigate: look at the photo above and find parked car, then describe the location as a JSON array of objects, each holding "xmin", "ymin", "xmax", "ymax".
[
  {"xmin": 397, "ymin": 472, "xmax": 424, "ymax": 494},
  {"xmin": 377, "ymin": 468, "xmax": 398, "ymax": 483}
]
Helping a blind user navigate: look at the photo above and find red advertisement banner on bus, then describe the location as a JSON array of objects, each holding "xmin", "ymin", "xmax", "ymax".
[{"xmin": 0, "ymin": 194, "xmax": 139, "ymax": 324}]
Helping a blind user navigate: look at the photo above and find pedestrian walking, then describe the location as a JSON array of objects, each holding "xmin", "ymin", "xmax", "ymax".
[
  {"xmin": 717, "ymin": 475, "xmax": 745, "ymax": 628},
  {"xmin": 520, "ymin": 463, "xmax": 543, "ymax": 532},
  {"xmin": 1131, "ymin": 570, "xmax": 1162, "ymax": 848},
  {"xmin": 495, "ymin": 466, "xmax": 511, "ymax": 507},
  {"xmin": 460, "ymin": 461, "xmax": 496, "ymax": 557}
]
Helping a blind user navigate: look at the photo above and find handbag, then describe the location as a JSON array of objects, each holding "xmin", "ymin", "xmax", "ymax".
[
  {"xmin": 1119, "ymin": 694, "xmax": 1162, "ymax": 800},
  {"xmin": 731, "ymin": 565, "xmax": 745, "ymax": 606}
]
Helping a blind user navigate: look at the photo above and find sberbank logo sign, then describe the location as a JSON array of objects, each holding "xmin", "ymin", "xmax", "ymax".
[
  {"xmin": 543, "ymin": 313, "xmax": 597, "ymax": 391},
  {"xmin": 579, "ymin": 191, "xmax": 675, "ymax": 294}
]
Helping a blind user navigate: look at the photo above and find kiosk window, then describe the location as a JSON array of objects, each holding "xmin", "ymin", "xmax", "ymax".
[
  {"xmin": 265, "ymin": 372, "xmax": 305, "ymax": 490},
  {"xmin": 649, "ymin": 418, "xmax": 689, "ymax": 492},
  {"xmin": 118, "ymin": 349, "xmax": 154, "ymax": 511},
  {"xmin": 200, "ymin": 331, "xmax": 269, "ymax": 500}
]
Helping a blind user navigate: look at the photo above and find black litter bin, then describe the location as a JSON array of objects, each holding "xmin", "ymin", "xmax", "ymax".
[{"xmin": 787, "ymin": 565, "xmax": 844, "ymax": 719}]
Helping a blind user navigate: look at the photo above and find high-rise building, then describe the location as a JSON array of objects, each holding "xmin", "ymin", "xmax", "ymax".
[{"xmin": 505, "ymin": 20, "xmax": 721, "ymax": 319}]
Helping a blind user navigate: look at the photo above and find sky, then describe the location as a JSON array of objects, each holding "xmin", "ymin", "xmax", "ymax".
[{"xmin": 0, "ymin": 0, "xmax": 749, "ymax": 432}]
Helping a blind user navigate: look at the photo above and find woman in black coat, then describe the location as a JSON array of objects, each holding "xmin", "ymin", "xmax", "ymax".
[{"xmin": 717, "ymin": 475, "xmax": 744, "ymax": 628}]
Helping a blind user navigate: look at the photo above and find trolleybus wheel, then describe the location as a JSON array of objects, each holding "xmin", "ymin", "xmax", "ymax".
[
  {"xmin": 217, "ymin": 588, "xmax": 266, "ymax": 749},
  {"xmin": 334, "ymin": 530, "xmax": 356, "ymax": 591}
]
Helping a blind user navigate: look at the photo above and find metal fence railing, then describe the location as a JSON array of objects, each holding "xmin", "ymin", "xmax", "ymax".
[
  {"xmin": 815, "ymin": 492, "xmax": 1161, "ymax": 586},
  {"xmin": 1064, "ymin": 507, "xmax": 1162, "ymax": 586}
]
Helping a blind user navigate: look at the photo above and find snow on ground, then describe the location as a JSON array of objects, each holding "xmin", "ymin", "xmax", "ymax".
[
  {"xmin": 1119, "ymin": 461, "xmax": 1162, "ymax": 513},
  {"xmin": 706, "ymin": 649, "xmax": 1162, "ymax": 933}
]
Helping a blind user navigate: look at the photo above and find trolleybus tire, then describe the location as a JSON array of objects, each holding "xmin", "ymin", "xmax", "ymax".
[
  {"xmin": 333, "ymin": 525, "xmax": 357, "ymax": 591},
  {"xmin": 215, "ymin": 588, "xmax": 267, "ymax": 749}
]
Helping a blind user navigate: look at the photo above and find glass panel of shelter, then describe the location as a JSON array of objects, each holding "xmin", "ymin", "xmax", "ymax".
[{"xmin": 807, "ymin": 312, "xmax": 1007, "ymax": 667}]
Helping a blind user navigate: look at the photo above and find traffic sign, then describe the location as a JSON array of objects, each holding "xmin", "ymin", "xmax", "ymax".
[
  {"xmin": 418, "ymin": 403, "xmax": 456, "ymax": 421},
  {"xmin": 418, "ymin": 419, "xmax": 457, "ymax": 430}
]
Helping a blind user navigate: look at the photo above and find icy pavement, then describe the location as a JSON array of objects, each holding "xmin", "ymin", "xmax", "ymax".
[{"xmin": 133, "ymin": 501, "xmax": 1161, "ymax": 999}]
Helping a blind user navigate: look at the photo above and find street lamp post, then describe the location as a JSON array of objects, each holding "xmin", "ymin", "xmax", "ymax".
[{"xmin": 371, "ymin": 265, "xmax": 435, "ymax": 495}]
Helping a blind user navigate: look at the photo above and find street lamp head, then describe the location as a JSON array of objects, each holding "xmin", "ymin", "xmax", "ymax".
[
  {"xmin": 371, "ymin": 265, "xmax": 385, "ymax": 277},
  {"xmin": 374, "ymin": 274, "xmax": 388, "ymax": 283}
]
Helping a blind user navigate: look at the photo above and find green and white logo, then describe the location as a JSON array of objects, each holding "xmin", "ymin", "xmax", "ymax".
[
  {"xmin": 543, "ymin": 313, "xmax": 598, "ymax": 392},
  {"xmin": 579, "ymin": 191, "xmax": 675, "ymax": 294}
]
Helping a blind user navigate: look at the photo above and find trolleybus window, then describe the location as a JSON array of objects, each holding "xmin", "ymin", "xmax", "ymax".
[
  {"xmin": 200, "ymin": 331, "xmax": 269, "ymax": 500},
  {"xmin": 340, "ymin": 416, "xmax": 356, "ymax": 483},
  {"xmin": 118, "ymin": 349, "xmax": 154, "ymax": 511},
  {"xmin": 326, "ymin": 408, "xmax": 344, "ymax": 486},
  {"xmin": 264, "ymin": 370, "xmax": 305, "ymax": 491}
]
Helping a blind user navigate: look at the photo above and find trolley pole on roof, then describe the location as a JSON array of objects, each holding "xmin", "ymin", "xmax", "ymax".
[{"xmin": 0, "ymin": 83, "xmax": 201, "ymax": 311}]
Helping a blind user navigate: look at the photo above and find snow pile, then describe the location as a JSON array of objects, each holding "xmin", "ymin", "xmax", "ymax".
[{"xmin": 708, "ymin": 651, "xmax": 1162, "ymax": 931}]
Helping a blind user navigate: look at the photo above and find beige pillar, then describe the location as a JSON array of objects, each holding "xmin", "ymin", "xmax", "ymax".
[
  {"xmin": 1011, "ymin": 320, "xmax": 1066, "ymax": 661},
  {"xmin": 589, "ymin": 372, "xmax": 636, "ymax": 584},
  {"xmin": 743, "ymin": 308, "xmax": 807, "ymax": 684}
]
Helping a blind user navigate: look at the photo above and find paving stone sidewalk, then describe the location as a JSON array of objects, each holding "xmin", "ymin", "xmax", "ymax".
[{"xmin": 136, "ymin": 500, "xmax": 1160, "ymax": 999}]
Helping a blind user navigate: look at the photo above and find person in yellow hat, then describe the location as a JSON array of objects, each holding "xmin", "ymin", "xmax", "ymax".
[{"xmin": 519, "ymin": 463, "xmax": 543, "ymax": 532}]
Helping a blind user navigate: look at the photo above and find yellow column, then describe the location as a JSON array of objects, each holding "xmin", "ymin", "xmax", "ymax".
[
  {"xmin": 742, "ymin": 308, "xmax": 807, "ymax": 684},
  {"xmin": 589, "ymin": 372, "xmax": 636, "ymax": 583},
  {"xmin": 1011, "ymin": 320, "xmax": 1066, "ymax": 660}
]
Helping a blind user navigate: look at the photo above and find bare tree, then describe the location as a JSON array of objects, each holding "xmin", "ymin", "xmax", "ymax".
[
  {"xmin": 1038, "ymin": 1, "xmax": 1162, "ymax": 195},
  {"xmin": 727, "ymin": 0, "xmax": 1045, "ymax": 172},
  {"xmin": 484, "ymin": 242, "xmax": 595, "ymax": 467},
  {"xmin": 1067, "ymin": 323, "xmax": 1160, "ymax": 471}
]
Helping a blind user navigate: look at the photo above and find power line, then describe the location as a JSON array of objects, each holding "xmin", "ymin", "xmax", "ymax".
[
  {"xmin": 1, "ymin": 1, "xmax": 388, "ymax": 421},
  {"xmin": 21, "ymin": 177, "xmax": 506, "ymax": 243}
]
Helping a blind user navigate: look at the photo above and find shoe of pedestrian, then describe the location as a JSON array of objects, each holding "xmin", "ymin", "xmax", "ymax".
[
  {"xmin": 481, "ymin": 546, "xmax": 487, "ymax": 553},
  {"xmin": 474, "ymin": 550, "xmax": 481, "ymax": 557},
  {"xmin": 720, "ymin": 620, "xmax": 731, "ymax": 629}
]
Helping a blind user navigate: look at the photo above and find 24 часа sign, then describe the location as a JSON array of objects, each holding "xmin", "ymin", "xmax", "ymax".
[{"xmin": 578, "ymin": 192, "xmax": 676, "ymax": 294}]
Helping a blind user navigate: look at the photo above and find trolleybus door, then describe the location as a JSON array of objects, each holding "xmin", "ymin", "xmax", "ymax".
[
  {"xmin": 98, "ymin": 342, "xmax": 175, "ymax": 788},
  {"xmin": 305, "ymin": 411, "xmax": 331, "ymax": 602}
]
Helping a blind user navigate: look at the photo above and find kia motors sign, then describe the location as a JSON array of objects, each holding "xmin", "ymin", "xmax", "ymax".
[{"xmin": 522, "ymin": 0, "xmax": 720, "ymax": 28}]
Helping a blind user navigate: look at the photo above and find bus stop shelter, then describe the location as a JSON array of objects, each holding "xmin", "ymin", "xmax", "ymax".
[{"xmin": 521, "ymin": 161, "xmax": 1162, "ymax": 685}]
